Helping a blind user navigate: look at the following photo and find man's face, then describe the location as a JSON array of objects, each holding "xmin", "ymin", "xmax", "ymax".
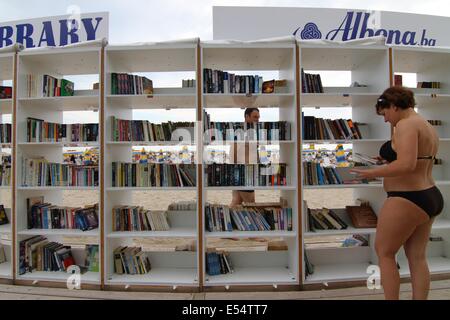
[{"xmin": 245, "ymin": 111, "xmax": 260, "ymax": 123}]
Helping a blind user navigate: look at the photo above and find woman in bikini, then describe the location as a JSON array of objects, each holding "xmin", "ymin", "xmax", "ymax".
[{"xmin": 351, "ymin": 86, "xmax": 444, "ymax": 300}]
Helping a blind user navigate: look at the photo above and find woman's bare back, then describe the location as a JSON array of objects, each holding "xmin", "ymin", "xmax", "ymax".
[{"xmin": 384, "ymin": 114, "xmax": 439, "ymax": 192}]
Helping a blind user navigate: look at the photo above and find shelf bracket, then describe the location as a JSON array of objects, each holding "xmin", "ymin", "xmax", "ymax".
[
  {"xmin": 173, "ymin": 285, "xmax": 177, "ymax": 290},
  {"xmin": 225, "ymin": 285, "xmax": 230, "ymax": 290},
  {"xmin": 32, "ymin": 280, "xmax": 39, "ymax": 285},
  {"xmin": 273, "ymin": 284, "xmax": 278, "ymax": 289},
  {"xmin": 124, "ymin": 284, "xmax": 130, "ymax": 290}
]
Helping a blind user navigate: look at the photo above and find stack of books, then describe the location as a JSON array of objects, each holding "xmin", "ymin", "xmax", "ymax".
[
  {"xmin": 113, "ymin": 246, "xmax": 152, "ymax": 275},
  {"xmin": 206, "ymin": 251, "xmax": 233, "ymax": 276},
  {"xmin": 307, "ymin": 207, "xmax": 348, "ymax": 231},
  {"xmin": 19, "ymin": 236, "xmax": 77, "ymax": 274},
  {"xmin": 27, "ymin": 197, "xmax": 99, "ymax": 231},
  {"xmin": 168, "ymin": 200, "xmax": 196, "ymax": 211}
]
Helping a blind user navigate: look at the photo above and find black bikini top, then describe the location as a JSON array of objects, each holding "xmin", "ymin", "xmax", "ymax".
[{"xmin": 379, "ymin": 140, "xmax": 435, "ymax": 163}]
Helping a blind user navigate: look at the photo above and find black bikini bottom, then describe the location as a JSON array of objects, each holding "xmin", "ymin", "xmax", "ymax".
[{"xmin": 387, "ymin": 186, "xmax": 444, "ymax": 218}]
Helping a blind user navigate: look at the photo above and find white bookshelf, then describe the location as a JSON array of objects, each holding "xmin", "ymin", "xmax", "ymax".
[
  {"xmin": 300, "ymin": 42, "xmax": 391, "ymax": 284},
  {"xmin": 201, "ymin": 38, "xmax": 299, "ymax": 287},
  {"xmin": 2, "ymin": 38, "xmax": 450, "ymax": 292},
  {"xmin": 0, "ymin": 50, "xmax": 14, "ymax": 281},
  {"xmin": 104, "ymin": 39, "xmax": 199, "ymax": 287},
  {"xmin": 15, "ymin": 45, "xmax": 102, "ymax": 285},
  {"xmin": 391, "ymin": 46, "xmax": 450, "ymax": 279}
]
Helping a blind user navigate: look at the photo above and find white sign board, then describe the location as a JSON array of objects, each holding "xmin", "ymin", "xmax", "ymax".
[
  {"xmin": 213, "ymin": 7, "xmax": 449, "ymax": 47},
  {"xmin": 0, "ymin": 12, "xmax": 109, "ymax": 49}
]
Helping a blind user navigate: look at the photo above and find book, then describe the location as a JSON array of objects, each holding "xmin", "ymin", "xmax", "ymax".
[
  {"xmin": 353, "ymin": 152, "xmax": 384, "ymax": 165},
  {"xmin": 345, "ymin": 204, "xmax": 378, "ymax": 228},
  {"xmin": 84, "ymin": 245, "xmax": 99, "ymax": 272},
  {"xmin": 0, "ymin": 205, "xmax": 8, "ymax": 225},
  {"xmin": 0, "ymin": 86, "xmax": 12, "ymax": 99},
  {"xmin": 0, "ymin": 245, "xmax": 5, "ymax": 264},
  {"xmin": 262, "ymin": 80, "xmax": 275, "ymax": 93},
  {"xmin": 394, "ymin": 74, "xmax": 403, "ymax": 86},
  {"xmin": 60, "ymin": 79, "xmax": 74, "ymax": 96}
]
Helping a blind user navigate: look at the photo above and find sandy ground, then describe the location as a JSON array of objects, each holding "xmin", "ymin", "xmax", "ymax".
[{"xmin": 0, "ymin": 189, "xmax": 354, "ymax": 210}]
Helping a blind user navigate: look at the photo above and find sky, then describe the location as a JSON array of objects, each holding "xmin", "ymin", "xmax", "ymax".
[{"xmin": 1, "ymin": 0, "xmax": 449, "ymax": 143}]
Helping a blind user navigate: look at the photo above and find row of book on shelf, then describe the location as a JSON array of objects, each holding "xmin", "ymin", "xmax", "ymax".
[
  {"xmin": 111, "ymin": 116, "xmax": 194, "ymax": 142},
  {"xmin": 307, "ymin": 205, "xmax": 377, "ymax": 232},
  {"xmin": 26, "ymin": 74, "xmax": 75, "ymax": 98},
  {"xmin": 302, "ymin": 115, "xmax": 363, "ymax": 140},
  {"xmin": 27, "ymin": 118, "xmax": 99, "ymax": 143},
  {"xmin": 301, "ymin": 68, "xmax": 324, "ymax": 93},
  {"xmin": 111, "ymin": 162, "xmax": 196, "ymax": 187},
  {"xmin": 205, "ymin": 203, "xmax": 292, "ymax": 232},
  {"xmin": 27, "ymin": 196, "xmax": 99, "ymax": 231},
  {"xmin": 22, "ymin": 158, "xmax": 99, "ymax": 187},
  {"xmin": 302, "ymin": 162, "xmax": 377, "ymax": 185},
  {"xmin": 205, "ymin": 238, "xmax": 289, "ymax": 276},
  {"xmin": 206, "ymin": 251, "xmax": 233, "ymax": 275},
  {"xmin": 19, "ymin": 235, "xmax": 99, "ymax": 275},
  {"xmin": 111, "ymin": 114, "xmax": 293, "ymax": 143},
  {"xmin": 203, "ymin": 110, "xmax": 291, "ymax": 142},
  {"xmin": 113, "ymin": 246, "xmax": 152, "ymax": 275},
  {"xmin": 112, "ymin": 206, "xmax": 170, "ymax": 232},
  {"xmin": 203, "ymin": 68, "xmax": 288, "ymax": 94},
  {"xmin": 110, "ymin": 73, "xmax": 153, "ymax": 95},
  {"xmin": 206, "ymin": 163, "xmax": 288, "ymax": 187}
]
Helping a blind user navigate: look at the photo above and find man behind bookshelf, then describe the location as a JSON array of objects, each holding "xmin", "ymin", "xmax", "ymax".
[{"xmin": 230, "ymin": 107, "xmax": 260, "ymax": 206}]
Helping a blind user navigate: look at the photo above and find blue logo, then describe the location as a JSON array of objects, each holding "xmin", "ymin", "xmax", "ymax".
[
  {"xmin": 294, "ymin": 22, "xmax": 322, "ymax": 40},
  {"xmin": 293, "ymin": 12, "xmax": 437, "ymax": 47}
]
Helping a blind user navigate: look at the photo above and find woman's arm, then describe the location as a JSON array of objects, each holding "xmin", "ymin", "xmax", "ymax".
[{"xmin": 350, "ymin": 119, "xmax": 418, "ymax": 179}]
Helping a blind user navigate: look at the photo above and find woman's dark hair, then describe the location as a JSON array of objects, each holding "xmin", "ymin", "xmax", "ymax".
[
  {"xmin": 375, "ymin": 86, "xmax": 416, "ymax": 115},
  {"xmin": 244, "ymin": 107, "xmax": 260, "ymax": 118}
]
